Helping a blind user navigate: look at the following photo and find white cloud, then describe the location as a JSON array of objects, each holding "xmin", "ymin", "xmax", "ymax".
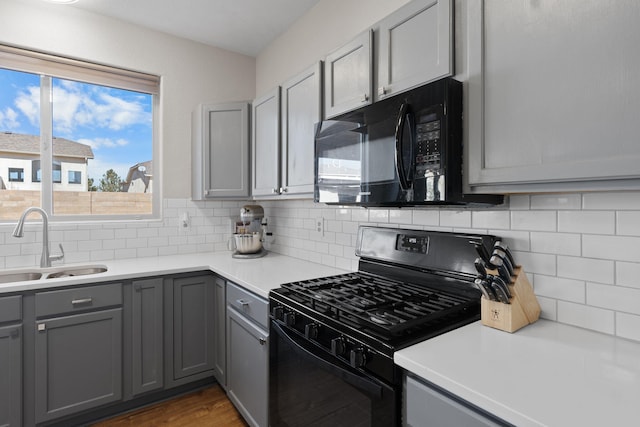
[
  {"xmin": 0, "ymin": 107, "xmax": 20, "ymax": 130},
  {"xmin": 14, "ymin": 86, "xmax": 40, "ymax": 127},
  {"xmin": 13, "ymin": 80, "xmax": 151, "ymax": 135},
  {"xmin": 78, "ymin": 137, "xmax": 129, "ymax": 151}
]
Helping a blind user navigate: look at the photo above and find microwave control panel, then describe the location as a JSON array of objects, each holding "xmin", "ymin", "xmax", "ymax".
[{"xmin": 415, "ymin": 116, "xmax": 442, "ymax": 175}]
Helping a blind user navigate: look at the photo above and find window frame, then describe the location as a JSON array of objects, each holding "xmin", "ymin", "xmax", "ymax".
[
  {"xmin": 8, "ymin": 167, "xmax": 24, "ymax": 182},
  {"xmin": 68, "ymin": 170, "xmax": 82, "ymax": 185},
  {"xmin": 0, "ymin": 44, "xmax": 162, "ymax": 222}
]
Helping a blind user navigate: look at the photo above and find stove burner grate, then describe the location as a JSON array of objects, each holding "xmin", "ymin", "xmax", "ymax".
[{"xmin": 281, "ymin": 272, "xmax": 477, "ymax": 337}]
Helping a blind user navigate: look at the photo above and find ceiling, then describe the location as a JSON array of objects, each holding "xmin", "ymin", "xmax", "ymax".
[{"xmin": 23, "ymin": 0, "xmax": 321, "ymax": 57}]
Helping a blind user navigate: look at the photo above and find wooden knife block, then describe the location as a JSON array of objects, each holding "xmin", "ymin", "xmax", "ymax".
[{"xmin": 480, "ymin": 267, "xmax": 541, "ymax": 333}]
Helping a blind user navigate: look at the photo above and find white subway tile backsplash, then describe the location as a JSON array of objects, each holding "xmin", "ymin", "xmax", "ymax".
[
  {"xmin": 616, "ymin": 312, "xmax": 640, "ymax": 341},
  {"xmin": 389, "ymin": 209, "xmax": 413, "ymax": 225},
  {"xmin": 557, "ymin": 255, "xmax": 614, "ymax": 284},
  {"xmin": 440, "ymin": 210, "xmax": 471, "ymax": 228},
  {"xmin": 587, "ymin": 282, "xmax": 640, "ymax": 315},
  {"xmin": 534, "ymin": 275, "xmax": 585, "ymax": 303},
  {"xmin": 511, "ymin": 211, "xmax": 556, "ymax": 231},
  {"xmin": 2, "ymin": 194, "xmax": 640, "ymax": 343},
  {"xmin": 616, "ymin": 262, "xmax": 640, "ymax": 289},
  {"xmin": 530, "ymin": 232, "xmax": 581, "ymax": 256},
  {"xmin": 557, "ymin": 211, "xmax": 615, "ymax": 235},
  {"xmin": 557, "ymin": 300, "xmax": 615, "ymax": 335},
  {"xmin": 583, "ymin": 235, "xmax": 640, "ymax": 263},
  {"xmin": 583, "ymin": 192, "xmax": 640, "ymax": 210},
  {"xmin": 472, "ymin": 211, "xmax": 510, "ymax": 230},
  {"xmin": 412, "ymin": 210, "xmax": 439, "ymax": 226},
  {"xmin": 616, "ymin": 211, "xmax": 640, "ymax": 236},
  {"xmin": 530, "ymin": 194, "xmax": 582, "ymax": 210}
]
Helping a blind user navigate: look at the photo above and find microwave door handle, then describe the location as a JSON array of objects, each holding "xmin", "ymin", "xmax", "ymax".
[{"xmin": 394, "ymin": 103, "xmax": 412, "ymax": 191}]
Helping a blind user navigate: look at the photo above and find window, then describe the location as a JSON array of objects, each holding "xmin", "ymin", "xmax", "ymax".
[
  {"xmin": 0, "ymin": 44, "xmax": 160, "ymax": 221},
  {"xmin": 8, "ymin": 168, "xmax": 24, "ymax": 182},
  {"xmin": 68, "ymin": 170, "xmax": 81, "ymax": 184}
]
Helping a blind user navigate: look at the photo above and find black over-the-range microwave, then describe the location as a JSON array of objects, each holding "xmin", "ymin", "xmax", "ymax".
[{"xmin": 314, "ymin": 77, "xmax": 503, "ymax": 207}]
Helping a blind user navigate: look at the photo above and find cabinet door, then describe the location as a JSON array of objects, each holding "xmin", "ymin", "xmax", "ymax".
[
  {"xmin": 252, "ymin": 88, "xmax": 281, "ymax": 197},
  {"xmin": 376, "ymin": 0, "xmax": 453, "ymax": 100},
  {"xmin": 172, "ymin": 275, "xmax": 215, "ymax": 381},
  {"xmin": 404, "ymin": 375, "xmax": 505, "ymax": 427},
  {"xmin": 324, "ymin": 30, "xmax": 373, "ymax": 118},
  {"xmin": 35, "ymin": 309, "xmax": 122, "ymax": 423},
  {"xmin": 131, "ymin": 278, "xmax": 164, "ymax": 396},
  {"xmin": 0, "ymin": 325, "xmax": 21, "ymax": 427},
  {"xmin": 465, "ymin": 0, "xmax": 640, "ymax": 193},
  {"xmin": 226, "ymin": 306, "xmax": 268, "ymax": 427},
  {"xmin": 213, "ymin": 277, "xmax": 226, "ymax": 387},
  {"xmin": 192, "ymin": 102, "xmax": 250, "ymax": 199},
  {"xmin": 280, "ymin": 62, "xmax": 323, "ymax": 196}
]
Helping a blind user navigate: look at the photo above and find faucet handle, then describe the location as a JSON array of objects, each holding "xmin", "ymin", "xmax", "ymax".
[{"xmin": 50, "ymin": 244, "xmax": 65, "ymax": 263}]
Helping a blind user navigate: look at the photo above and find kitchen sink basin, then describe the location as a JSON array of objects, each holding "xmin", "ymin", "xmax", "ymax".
[
  {"xmin": 0, "ymin": 264, "xmax": 108, "ymax": 284},
  {"xmin": 45, "ymin": 266, "xmax": 108, "ymax": 279},
  {"xmin": 0, "ymin": 271, "xmax": 43, "ymax": 284}
]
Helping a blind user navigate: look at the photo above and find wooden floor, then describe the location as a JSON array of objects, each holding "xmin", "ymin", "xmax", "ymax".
[{"xmin": 92, "ymin": 385, "xmax": 248, "ymax": 427}]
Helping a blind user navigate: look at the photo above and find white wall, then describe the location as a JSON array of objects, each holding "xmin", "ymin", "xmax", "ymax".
[{"xmin": 0, "ymin": 0, "xmax": 256, "ymax": 198}]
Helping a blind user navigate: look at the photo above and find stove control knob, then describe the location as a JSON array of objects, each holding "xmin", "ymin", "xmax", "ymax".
[
  {"xmin": 349, "ymin": 347, "xmax": 367, "ymax": 369},
  {"xmin": 283, "ymin": 311, "xmax": 296, "ymax": 326},
  {"xmin": 331, "ymin": 337, "xmax": 346, "ymax": 356},
  {"xmin": 304, "ymin": 323, "xmax": 319, "ymax": 340},
  {"xmin": 271, "ymin": 306, "xmax": 284, "ymax": 320}
]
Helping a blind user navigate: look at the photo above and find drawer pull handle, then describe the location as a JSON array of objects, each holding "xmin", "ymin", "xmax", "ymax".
[
  {"xmin": 72, "ymin": 298, "xmax": 93, "ymax": 306},
  {"xmin": 259, "ymin": 337, "xmax": 267, "ymax": 346},
  {"xmin": 236, "ymin": 299, "xmax": 250, "ymax": 308},
  {"xmin": 38, "ymin": 323, "xmax": 46, "ymax": 332}
]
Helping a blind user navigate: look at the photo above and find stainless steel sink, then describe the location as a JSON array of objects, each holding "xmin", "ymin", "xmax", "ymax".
[
  {"xmin": 0, "ymin": 271, "xmax": 43, "ymax": 284},
  {"xmin": 45, "ymin": 266, "xmax": 108, "ymax": 279},
  {"xmin": 0, "ymin": 264, "xmax": 108, "ymax": 284}
]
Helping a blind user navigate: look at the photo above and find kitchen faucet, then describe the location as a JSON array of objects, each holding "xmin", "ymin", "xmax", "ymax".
[{"xmin": 12, "ymin": 207, "xmax": 64, "ymax": 268}]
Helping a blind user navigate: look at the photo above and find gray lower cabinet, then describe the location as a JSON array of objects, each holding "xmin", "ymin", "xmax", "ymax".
[
  {"xmin": 0, "ymin": 295, "xmax": 22, "ymax": 427},
  {"xmin": 0, "ymin": 325, "xmax": 21, "ymax": 427},
  {"xmin": 404, "ymin": 374, "xmax": 508, "ymax": 427},
  {"xmin": 213, "ymin": 277, "xmax": 226, "ymax": 387},
  {"xmin": 124, "ymin": 278, "xmax": 164, "ymax": 398},
  {"xmin": 35, "ymin": 307, "xmax": 122, "ymax": 423},
  {"xmin": 165, "ymin": 274, "xmax": 216, "ymax": 387},
  {"xmin": 226, "ymin": 282, "xmax": 269, "ymax": 427}
]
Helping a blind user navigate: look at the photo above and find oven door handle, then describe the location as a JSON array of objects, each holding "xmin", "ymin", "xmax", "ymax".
[{"xmin": 271, "ymin": 321, "xmax": 384, "ymax": 399}]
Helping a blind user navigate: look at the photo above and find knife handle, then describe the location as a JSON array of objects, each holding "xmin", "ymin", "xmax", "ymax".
[
  {"xmin": 494, "ymin": 241, "xmax": 516, "ymax": 267},
  {"xmin": 490, "ymin": 275, "xmax": 512, "ymax": 299},
  {"xmin": 490, "ymin": 281, "xmax": 511, "ymax": 304}
]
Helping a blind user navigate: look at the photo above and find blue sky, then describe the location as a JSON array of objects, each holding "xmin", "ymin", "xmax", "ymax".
[{"xmin": 0, "ymin": 68, "xmax": 152, "ymax": 182}]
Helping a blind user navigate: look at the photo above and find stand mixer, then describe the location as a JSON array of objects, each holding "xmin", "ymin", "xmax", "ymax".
[{"xmin": 231, "ymin": 204, "xmax": 268, "ymax": 259}]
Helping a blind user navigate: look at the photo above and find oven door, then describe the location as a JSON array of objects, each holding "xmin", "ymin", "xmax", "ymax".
[{"xmin": 269, "ymin": 321, "xmax": 398, "ymax": 427}]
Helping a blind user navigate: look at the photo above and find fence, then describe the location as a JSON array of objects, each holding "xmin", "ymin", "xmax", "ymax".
[{"xmin": 0, "ymin": 190, "xmax": 152, "ymax": 219}]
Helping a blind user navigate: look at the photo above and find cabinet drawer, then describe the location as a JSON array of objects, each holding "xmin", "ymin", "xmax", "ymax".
[
  {"xmin": 35, "ymin": 283, "xmax": 122, "ymax": 317},
  {"xmin": 0, "ymin": 295, "xmax": 21, "ymax": 323},
  {"xmin": 226, "ymin": 282, "xmax": 268, "ymax": 329}
]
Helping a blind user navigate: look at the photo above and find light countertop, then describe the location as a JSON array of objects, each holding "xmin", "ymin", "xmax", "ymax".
[
  {"xmin": 395, "ymin": 319, "xmax": 640, "ymax": 427},
  {"xmin": 0, "ymin": 251, "xmax": 346, "ymax": 299}
]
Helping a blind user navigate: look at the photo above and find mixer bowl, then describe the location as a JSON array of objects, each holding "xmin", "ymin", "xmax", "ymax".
[{"xmin": 234, "ymin": 232, "xmax": 263, "ymax": 254}]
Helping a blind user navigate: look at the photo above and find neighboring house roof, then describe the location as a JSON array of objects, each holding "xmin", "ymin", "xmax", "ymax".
[{"xmin": 0, "ymin": 132, "xmax": 94, "ymax": 159}]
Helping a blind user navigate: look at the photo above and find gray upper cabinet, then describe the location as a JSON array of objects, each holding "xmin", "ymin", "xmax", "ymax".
[
  {"xmin": 280, "ymin": 62, "xmax": 323, "ymax": 196},
  {"xmin": 192, "ymin": 102, "xmax": 250, "ymax": 199},
  {"xmin": 465, "ymin": 0, "xmax": 640, "ymax": 193},
  {"xmin": 0, "ymin": 296, "xmax": 22, "ymax": 427},
  {"xmin": 252, "ymin": 88, "xmax": 281, "ymax": 197},
  {"xmin": 376, "ymin": 0, "xmax": 453, "ymax": 101},
  {"xmin": 324, "ymin": 30, "xmax": 373, "ymax": 118}
]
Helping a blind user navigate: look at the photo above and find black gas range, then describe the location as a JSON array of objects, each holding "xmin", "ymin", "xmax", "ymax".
[{"xmin": 268, "ymin": 226, "xmax": 498, "ymax": 427}]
